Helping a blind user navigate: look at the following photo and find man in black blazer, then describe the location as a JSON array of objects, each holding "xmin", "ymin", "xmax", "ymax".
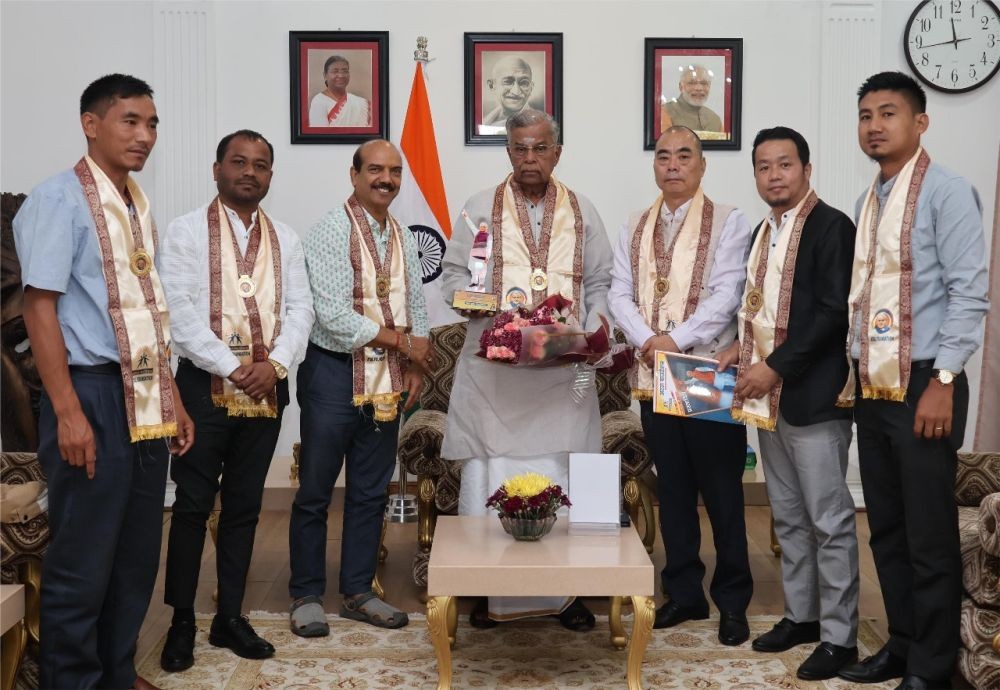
[{"xmin": 719, "ymin": 127, "xmax": 859, "ymax": 680}]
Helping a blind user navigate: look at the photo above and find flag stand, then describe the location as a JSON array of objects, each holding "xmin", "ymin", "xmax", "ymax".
[{"xmin": 385, "ymin": 35, "xmax": 436, "ymax": 525}]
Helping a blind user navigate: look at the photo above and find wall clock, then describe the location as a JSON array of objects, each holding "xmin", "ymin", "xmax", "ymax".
[{"xmin": 904, "ymin": 0, "xmax": 1000, "ymax": 93}]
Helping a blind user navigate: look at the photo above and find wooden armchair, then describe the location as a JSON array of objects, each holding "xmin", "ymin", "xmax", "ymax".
[
  {"xmin": 1, "ymin": 452, "xmax": 45, "ymax": 690},
  {"xmin": 398, "ymin": 321, "xmax": 654, "ymax": 591}
]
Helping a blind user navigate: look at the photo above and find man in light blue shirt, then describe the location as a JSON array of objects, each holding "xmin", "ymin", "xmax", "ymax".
[
  {"xmin": 837, "ymin": 72, "xmax": 988, "ymax": 690},
  {"xmin": 13, "ymin": 73, "xmax": 194, "ymax": 690},
  {"xmin": 288, "ymin": 140, "xmax": 430, "ymax": 636}
]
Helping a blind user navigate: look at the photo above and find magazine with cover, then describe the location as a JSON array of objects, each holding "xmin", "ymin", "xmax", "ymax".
[{"xmin": 653, "ymin": 351, "xmax": 743, "ymax": 425}]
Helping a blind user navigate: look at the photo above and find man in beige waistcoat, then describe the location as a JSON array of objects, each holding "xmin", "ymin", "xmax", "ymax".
[{"xmin": 608, "ymin": 125, "xmax": 753, "ymax": 645}]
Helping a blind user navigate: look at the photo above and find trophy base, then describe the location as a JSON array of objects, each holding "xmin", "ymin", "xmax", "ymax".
[{"xmin": 453, "ymin": 290, "xmax": 499, "ymax": 312}]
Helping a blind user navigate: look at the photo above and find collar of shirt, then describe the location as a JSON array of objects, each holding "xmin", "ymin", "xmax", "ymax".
[
  {"xmin": 359, "ymin": 205, "xmax": 390, "ymax": 240},
  {"xmin": 224, "ymin": 204, "xmax": 257, "ymax": 255},
  {"xmin": 766, "ymin": 209, "xmax": 793, "ymax": 247},
  {"xmin": 660, "ymin": 197, "xmax": 693, "ymax": 227},
  {"xmin": 876, "ymin": 173, "xmax": 898, "ymax": 201}
]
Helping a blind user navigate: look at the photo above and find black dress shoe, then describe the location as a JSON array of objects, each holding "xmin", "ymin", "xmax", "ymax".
[
  {"xmin": 837, "ymin": 645, "xmax": 907, "ymax": 683},
  {"xmin": 751, "ymin": 617, "xmax": 821, "ymax": 652},
  {"xmin": 894, "ymin": 675, "xmax": 951, "ymax": 690},
  {"xmin": 797, "ymin": 642, "xmax": 859, "ymax": 680},
  {"xmin": 718, "ymin": 610, "xmax": 750, "ymax": 646},
  {"xmin": 208, "ymin": 615, "xmax": 275, "ymax": 659},
  {"xmin": 159, "ymin": 620, "xmax": 196, "ymax": 672},
  {"xmin": 653, "ymin": 600, "xmax": 710, "ymax": 629}
]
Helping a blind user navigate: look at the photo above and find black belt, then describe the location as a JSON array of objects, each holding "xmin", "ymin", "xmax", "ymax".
[
  {"xmin": 309, "ymin": 342, "xmax": 352, "ymax": 362},
  {"xmin": 69, "ymin": 362, "xmax": 121, "ymax": 375}
]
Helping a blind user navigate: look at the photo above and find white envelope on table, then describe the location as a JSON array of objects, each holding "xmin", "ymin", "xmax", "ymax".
[{"xmin": 568, "ymin": 453, "xmax": 621, "ymax": 535}]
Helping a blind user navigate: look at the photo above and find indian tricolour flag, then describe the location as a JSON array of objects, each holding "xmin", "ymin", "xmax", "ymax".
[{"xmin": 391, "ymin": 61, "xmax": 461, "ymax": 327}]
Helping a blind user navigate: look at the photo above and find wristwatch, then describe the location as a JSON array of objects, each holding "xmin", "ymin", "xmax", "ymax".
[
  {"xmin": 932, "ymin": 368, "xmax": 957, "ymax": 385},
  {"xmin": 268, "ymin": 358, "xmax": 288, "ymax": 380}
]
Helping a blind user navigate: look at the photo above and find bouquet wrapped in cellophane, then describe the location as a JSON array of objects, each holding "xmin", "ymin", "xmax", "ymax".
[{"xmin": 476, "ymin": 294, "xmax": 633, "ymax": 372}]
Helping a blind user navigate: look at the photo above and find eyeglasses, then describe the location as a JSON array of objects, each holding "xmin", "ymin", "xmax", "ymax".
[
  {"xmin": 500, "ymin": 77, "xmax": 533, "ymax": 90},
  {"xmin": 510, "ymin": 144, "xmax": 556, "ymax": 158}
]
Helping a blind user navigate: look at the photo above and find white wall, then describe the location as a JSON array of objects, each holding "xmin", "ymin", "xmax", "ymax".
[{"xmin": 3, "ymin": 0, "xmax": 997, "ymax": 467}]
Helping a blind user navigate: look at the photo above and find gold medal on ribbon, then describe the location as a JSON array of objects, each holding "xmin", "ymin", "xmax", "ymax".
[
  {"xmin": 238, "ymin": 274, "xmax": 257, "ymax": 298},
  {"xmin": 745, "ymin": 288, "xmax": 763, "ymax": 313},
  {"xmin": 375, "ymin": 276, "xmax": 390, "ymax": 299},
  {"xmin": 654, "ymin": 276, "xmax": 669, "ymax": 298},
  {"xmin": 129, "ymin": 249, "xmax": 153, "ymax": 278},
  {"xmin": 530, "ymin": 268, "xmax": 548, "ymax": 291}
]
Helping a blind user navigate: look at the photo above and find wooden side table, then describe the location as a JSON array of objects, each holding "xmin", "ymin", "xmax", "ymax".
[{"xmin": 427, "ymin": 516, "xmax": 655, "ymax": 690}]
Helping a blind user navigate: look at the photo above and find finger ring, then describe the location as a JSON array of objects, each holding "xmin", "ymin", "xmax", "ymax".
[{"xmin": 935, "ymin": 426, "xmax": 944, "ymax": 430}]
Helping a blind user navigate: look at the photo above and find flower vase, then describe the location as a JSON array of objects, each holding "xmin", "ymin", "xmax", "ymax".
[{"xmin": 499, "ymin": 514, "xmax": 557, "ymax": 541}]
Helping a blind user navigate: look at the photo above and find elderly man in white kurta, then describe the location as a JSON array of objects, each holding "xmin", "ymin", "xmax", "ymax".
[{"xmin": 441, "ymin": 109, "xmax": 613, "ymax": 630}]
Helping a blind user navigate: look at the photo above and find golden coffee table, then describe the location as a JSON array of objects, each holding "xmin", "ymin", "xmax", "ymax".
[{"xmin": 426, "ymin": 515, "xmax": 655, "ymax": 690}]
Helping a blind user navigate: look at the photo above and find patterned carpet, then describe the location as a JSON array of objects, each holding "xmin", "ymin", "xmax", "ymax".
[{"xmin": 136, "ymin": 612, "xmax": 896, "ymax": 689}]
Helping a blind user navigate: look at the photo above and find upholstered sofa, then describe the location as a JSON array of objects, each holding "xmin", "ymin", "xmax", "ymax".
[
  {"xmin": 397, "ymin": 320, "xmax": 653, "ymax": 590},
  {"xmin": 956, "ymin": 451, "xmax": 1000, "ymax": 690}
]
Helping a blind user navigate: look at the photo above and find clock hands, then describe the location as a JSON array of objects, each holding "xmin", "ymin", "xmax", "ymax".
[
  {"xmin": 919, "ymin": 35, "xmax": 973, "ymax": 49},
  {"xmin": 916, "ymin": 17, "xmax": 972, "ymax": 51},
  {"xmin": 948, "ymin": 17, "xmax": 969, "ymax": 49}
]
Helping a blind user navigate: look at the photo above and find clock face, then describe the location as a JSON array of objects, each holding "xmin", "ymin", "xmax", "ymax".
[{"xmin": 905, "ymin": 0, "xmax": 1000, "ymax": 93}]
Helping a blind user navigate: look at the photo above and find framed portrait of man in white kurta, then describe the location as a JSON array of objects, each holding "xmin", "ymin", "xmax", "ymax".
[{"xmin": 464, "ymin": 32, "xmax": 563, "ymax": 146}]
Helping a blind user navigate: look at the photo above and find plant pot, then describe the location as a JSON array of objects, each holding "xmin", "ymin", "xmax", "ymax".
[{"xmin": 499, "ymin": 515, "xmax": 557, "ymax": 541}]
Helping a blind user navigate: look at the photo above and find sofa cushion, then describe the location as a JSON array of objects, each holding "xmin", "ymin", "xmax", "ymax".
[
  {"xmin": 956, "ymin": 452, "xmax": 1000, "ymax": 507},
  {"xmin": 399, "ymin": 409, "xmax": 447, "ymax": 479},
  {"xmin": 960, "ymin": 596, "xmax": 1000, "ymax": 654},
  {"xmin": 961, "ymin": 505, "xmax": 1000, "ymax": 608},
  {"xmin": 420, "ymin": 322, "xmax": 468, "ymax": 413},
  {"xmin": 601, "ymin": 410, "xmax": 650, "ymax": 477},
  {"xmin": 958, "ymin": 644, "xmax": 1000, "ymax": 690},
  {"xmin": 0, "ymin": 452, "xmax": 49, "ymax": 576},
  {"xmin": 981, "ymin": 493, "xmax": 1000, "ymax": 557}
]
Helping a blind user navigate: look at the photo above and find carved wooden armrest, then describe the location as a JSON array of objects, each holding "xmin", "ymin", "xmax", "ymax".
[{"xmin": 418, "ymin": 476, "xmax": 437, "ymax": 552}]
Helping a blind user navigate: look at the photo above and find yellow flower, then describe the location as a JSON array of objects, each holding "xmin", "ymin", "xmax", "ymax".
[{"xmin": 502, "ymin": 472, "xmax": 553, "ymax": 498}]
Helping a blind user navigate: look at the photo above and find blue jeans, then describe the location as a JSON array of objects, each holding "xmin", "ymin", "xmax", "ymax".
[{"xmin": 288, "ymin": 345, "xmax": 399, "ymax": 598}]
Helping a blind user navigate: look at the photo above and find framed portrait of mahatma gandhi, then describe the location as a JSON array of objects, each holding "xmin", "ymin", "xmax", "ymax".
[
  {"xmin": 289, "ymin": 31, "xmax": 388, "ymax": 144},
  {"xmin": 643, "ymin": 38, "xmax": 743, "ymax": 151},
  {"xmin": 464, "ymin": 32, "xmax": 563, "ymax": 146}
]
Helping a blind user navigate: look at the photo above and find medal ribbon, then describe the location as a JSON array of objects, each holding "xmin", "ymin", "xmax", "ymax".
[
  {"xmin": 731, "ymin": 190, "xmax": 817, "ymax": 430},
  {"xmin": 490, "ymin": 174, "xmax": 584, "ymax": 316},
  {"xmin": 207, "ymin": 199, "xmax": 282, "ymax": 417},
  {"xmin": 346, "ymin": 197, "xmax": 410, "ymax": 421},
  {"xmin": 628, "ymin": 189, "xmax": 715, "ymax": 398},
  {"xmin": 838, "ymin": 148, "xmax": 927, "ymax": 405},
  {"xmin": 74, "ymin": 156, "xmax": 176, "ymax": 441}
]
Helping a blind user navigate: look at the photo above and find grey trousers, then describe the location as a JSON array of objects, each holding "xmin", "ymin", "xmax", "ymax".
[{"xmin": 758, "ymin": 413, "xmax": 859, "ymax": 647}]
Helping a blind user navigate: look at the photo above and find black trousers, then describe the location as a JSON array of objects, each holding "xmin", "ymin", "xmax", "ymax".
[
  {"xmin": 855, "ymin": 365, "xmax": 968, "ymax": 681},
  {"xmin": 164, "ymin": 361, "xmax": 287, "ymax": 616},
  {"xmin": 38, "ymin": 366, "xmax": 169, "ymax": 690},
  {"xmin": 640, "ymin": 402, "xmax": 753, "ymax": 612}
]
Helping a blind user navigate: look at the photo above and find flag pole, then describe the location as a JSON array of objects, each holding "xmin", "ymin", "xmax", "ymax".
[{"xmin": 385, "ymin": 36, "xmax": 435, "ymax": 525}]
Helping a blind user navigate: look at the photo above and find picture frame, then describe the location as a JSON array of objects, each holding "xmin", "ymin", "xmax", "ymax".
[
  {"xmin": 464, "ymin": 32, "xmax": 563, "ymax": 146},
  {"xmin": 289, "ymin": 31, "xmax": 388, "ymax": 144},
  {"xmin": 643, "ymin": 37, "xmax": 743, "ymax": 151}
]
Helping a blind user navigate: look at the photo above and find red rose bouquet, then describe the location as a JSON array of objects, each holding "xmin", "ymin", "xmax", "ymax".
[{"xmin": 477, "ymin": 294, "xmax": 630, "ymax": 369}]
